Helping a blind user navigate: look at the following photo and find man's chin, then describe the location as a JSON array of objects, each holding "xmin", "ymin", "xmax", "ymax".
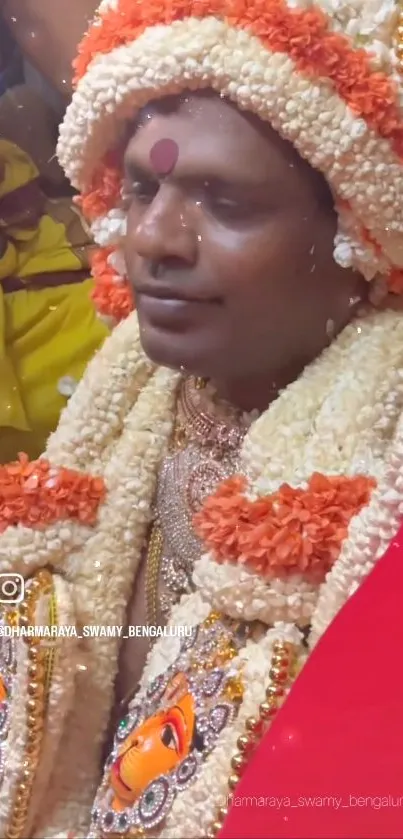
[{"xmin": 138, "ymin": 322, "xmax": 212, "ymax": 378}]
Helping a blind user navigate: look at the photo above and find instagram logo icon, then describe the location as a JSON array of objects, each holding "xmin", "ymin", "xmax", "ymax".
[{"xmin": 0, "ymin": 574, "xmax": 24, "ymax": 604}]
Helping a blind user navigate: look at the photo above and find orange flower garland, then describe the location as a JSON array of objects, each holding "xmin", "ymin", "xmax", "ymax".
[
  {"xmin": 74, "ymin": 0, "xmax": 403, "ymax": 157},
  {"xmin": 91, "ymin": 247, "xmax": 134, "ymax": 322},
  {"xmin": 194, "ymin": 473, "xmax": 376, "ymax": 581},
  {"xmin": 0, "ymin": 454, "xmax": 106, "ymax": 533}
]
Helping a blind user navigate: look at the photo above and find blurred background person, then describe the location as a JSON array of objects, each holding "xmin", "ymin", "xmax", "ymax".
[{"xmin": 0, "ymin": 9, "xmax": 109, "ymax": 462}]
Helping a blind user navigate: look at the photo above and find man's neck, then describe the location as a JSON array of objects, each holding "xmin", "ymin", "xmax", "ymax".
[
  {"xmin": 210, "ymin": 299, "xmax": 367, "ymax": 413},
  {"xmin": 211, "ymin": 365, "xmax": 306, "ymax": 413}
]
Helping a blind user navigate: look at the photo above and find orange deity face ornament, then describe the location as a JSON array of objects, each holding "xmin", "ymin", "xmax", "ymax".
[
  {"xmin": 109, "ymin": 674, "xmax": 197, "ymax": 809},
  {"xmin": 91, "ymin": 615, "xmax": 247, "ymax": 836},
  {"xmin": 0, "ymin": 676, "xmax": 7, "ymax": 704}
]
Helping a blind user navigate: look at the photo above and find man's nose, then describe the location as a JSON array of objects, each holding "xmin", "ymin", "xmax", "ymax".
[{"xmin": 132, "ymin": 185, "xmax": 197, "ymax": 265}]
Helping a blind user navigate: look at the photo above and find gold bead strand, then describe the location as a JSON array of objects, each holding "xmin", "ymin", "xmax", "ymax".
[
  {"xmin": 6, "ymin": 570, "xmax": 53, "ymax": 839},
  {"xmin": 206, "ymin": 640, "xmax": 299, "ymax": 839},
  {"xmin": 45, "ymin": 589, "xmax": 58, "ymax": 701},
  {"xmin": 145, "ymin": 524, "xmax": 164, "ymax": 628}
]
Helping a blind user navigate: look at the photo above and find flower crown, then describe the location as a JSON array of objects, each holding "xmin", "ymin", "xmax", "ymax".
[{"xmin": 58, "ymin": 0, "xmax": 403, "ymax": 324}]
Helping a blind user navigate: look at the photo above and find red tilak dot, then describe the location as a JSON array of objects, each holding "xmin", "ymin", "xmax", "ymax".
[{"xmin": 149, "ymin": 138, "xmax": 179, "ymax": 176}]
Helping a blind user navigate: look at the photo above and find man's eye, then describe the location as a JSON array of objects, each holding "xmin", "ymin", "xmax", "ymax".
[
  {"xmin": 161, "ymin": 723, "xmax": 179, "ymax": 751},
  {"xmin": 123, "ymin": 180, "xmax": 158, "ymax": 205},
  {"xmin": 208, "ymin": 196, "xmax": 245, "ymax": 219}
]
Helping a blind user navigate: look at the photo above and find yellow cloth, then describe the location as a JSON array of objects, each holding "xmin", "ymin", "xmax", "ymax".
[
  {"xmin": 0, "ymin": 139, "xmax": 109, "ymax": 462},
  {"xmin": 0, "ymin": 138, "xmax": 89, "ymax": 279}
]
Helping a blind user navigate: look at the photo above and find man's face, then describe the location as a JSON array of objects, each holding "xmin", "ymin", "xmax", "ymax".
[{"xmin": 124, "ymin": 92, "xmax": 364, "ymax": 384}]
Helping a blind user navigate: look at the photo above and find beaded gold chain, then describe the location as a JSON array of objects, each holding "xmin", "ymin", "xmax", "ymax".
[
  {"xmin": 5, "ymin": 569, "xmax": 54, "ymax": 839},
  {"xmin": 206, "ymin": 640, "xmax": 299, "ymax": 838},
  {"xmin": 144, "ymin": 525, "xmax": 164, "ymax": 628}
]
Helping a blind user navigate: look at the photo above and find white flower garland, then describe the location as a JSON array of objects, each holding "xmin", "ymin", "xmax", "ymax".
[
  {"xmin": 0, "ymin": 317, "xmax": 180, "ymax": 837},
  {"xmin": 194, "ymin": 308, "xmax": 403, "ymax": 626},
  {"xmin": 311, "ymin": 416, "xmax": 403, "ymax": 643},
  {"xmin": 193, "ymin": 554, "xmax": 318, "ymax": 625},
  {"xmin": 39, "ymin": 363, "xmax": 180, "ymax": 836},
  {"xmin": 0, "ymin": 637, "xmax": 30, "ymax": 831},
  {"xmin": 91, "ymin": 210, "xmax": 126, "ymax": 248},
  {"xmin": 243, "ymin": 308, "xmax": 403, "ymax": 491}
]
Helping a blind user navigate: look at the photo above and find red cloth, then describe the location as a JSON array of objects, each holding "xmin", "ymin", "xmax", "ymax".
[{"xmin": 219, "ymin": 524, "xmax": 403, "ymax": 839}]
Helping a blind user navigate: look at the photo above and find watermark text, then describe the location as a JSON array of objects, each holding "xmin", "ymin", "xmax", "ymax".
[
  {"xmin": 222, "ymin": 795, "xmax": 403, "ymax": 811},
  {"xmin": 0, "ymin": 624, "xmax": 192, "ymax": 639}
]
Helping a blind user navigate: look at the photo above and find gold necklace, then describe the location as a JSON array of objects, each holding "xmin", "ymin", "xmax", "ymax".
[{"xmin": 144, "ymin": 375, "xmax": 249, "ymax": 628}]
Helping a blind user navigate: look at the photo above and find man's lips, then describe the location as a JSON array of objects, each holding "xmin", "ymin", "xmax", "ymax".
[
  {"xmin": 136, "ymin": 285, "xmax": 221, "ymax": 304},
  {"xmin": 137, "ymin": 295, "xmax": 220, "ymax": 328}
]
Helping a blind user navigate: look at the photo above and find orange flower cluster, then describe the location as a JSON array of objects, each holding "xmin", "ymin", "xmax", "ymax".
[
  {"xmin": 74, "ymin": 0, "xmax": 211, "ymax": 83},
  {"xmin": 251, "ymin": 0, "xmax": 403, "ymax": 154},
  {"xmin": 73, "ymin": 0, "xmax": 403, "ymax": 156},
  {"xmin": 91, "ymin": 248, "xmax": 134, "ymax": 322},
  {"xmin": 78, "ymin": 150, "xmax": 123, "ymax": 221},
  {"xmin": 0, "ymin": 454, "xmax": 106, "ymax": 533},
  {"xmin": 194, "ymin": 472, "xmax": 376, "ymax": 581}
]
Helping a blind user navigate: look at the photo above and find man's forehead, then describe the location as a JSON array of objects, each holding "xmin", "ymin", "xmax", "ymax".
[
  {"xmin": 127, "ymin": 94, "xmax": 305, "ymax": 168},
  {"xmin": 123, "ymin": 93, "xmax": 328, "ymax": 202},
  {"xmin": 137, "ymin": 90, "xmax": 228, "ymax": 123},
  {"xmin": 131, "ymin": 100, "xmax": 237, "ymax": 149}
]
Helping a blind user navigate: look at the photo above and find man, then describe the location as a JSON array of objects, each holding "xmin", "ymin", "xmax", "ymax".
[{"xmin": 0, "ymin": 0, "xmax": 403, "ymax": 836}]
